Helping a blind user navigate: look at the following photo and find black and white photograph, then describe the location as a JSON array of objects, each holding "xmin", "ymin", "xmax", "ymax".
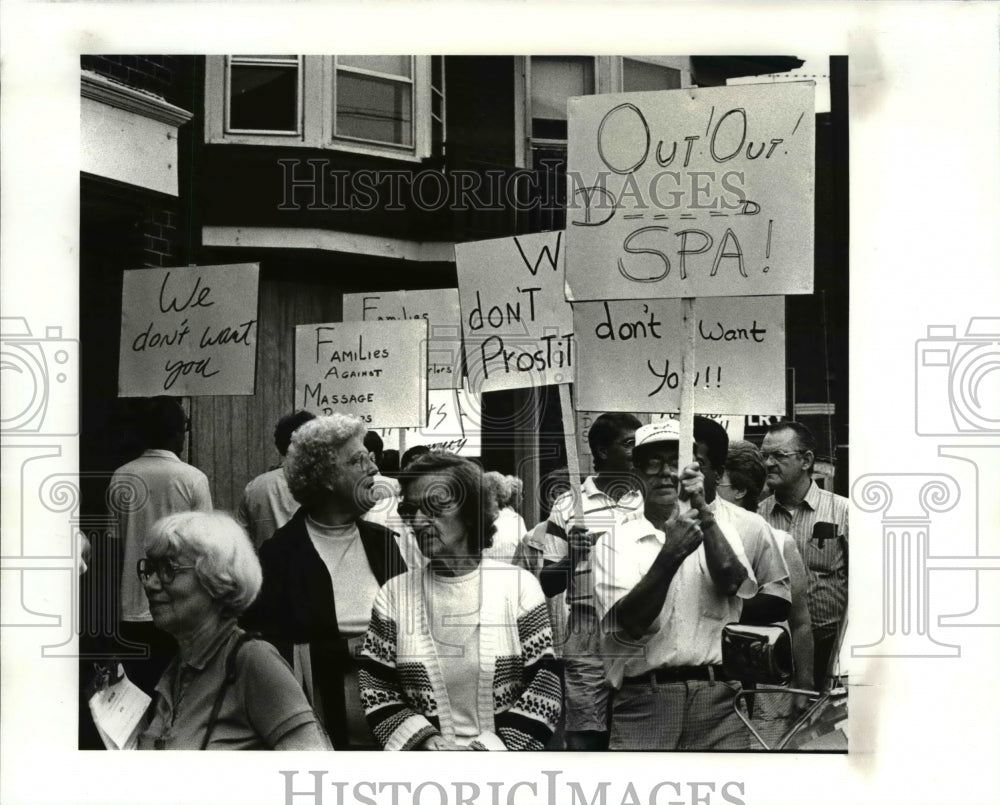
[
  {"xmin": 74, "ymin": 52, "xmax": 848, "ymax": 754},
  {"xmin": 1, "ymin": 3, "xmax": 999, "ymax": 805}
]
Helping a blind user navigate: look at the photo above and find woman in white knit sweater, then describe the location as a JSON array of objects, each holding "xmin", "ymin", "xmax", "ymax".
[{"xmin": 359, "ymin": 452, "xmax": 562, "ymax": 750}]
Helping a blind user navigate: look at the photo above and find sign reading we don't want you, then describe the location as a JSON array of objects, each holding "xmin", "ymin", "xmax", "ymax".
[{"xmin": 118, "ymin": 263, "xmax": 260, "ymax": 397}]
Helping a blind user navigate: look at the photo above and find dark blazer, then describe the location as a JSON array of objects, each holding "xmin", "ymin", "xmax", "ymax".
[{"xmin": 242, "ymin": 508, "xmax": 406, "ymax": 748}]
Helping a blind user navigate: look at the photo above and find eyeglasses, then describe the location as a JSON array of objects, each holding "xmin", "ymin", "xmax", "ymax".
[
  {"xmin": 636, "ymin": 457, "xmax": 679, "ymax": 476},
  {"xmin": 397, "ymin": 496, "xmax": 456, "ymax": 520},
  {"xmin": 137, "ymin": 557, "xmax": 196, "ymax": 585},
  {"xmin": 760, "ymin": 449, "xmax": 806, "ymax": 462}
]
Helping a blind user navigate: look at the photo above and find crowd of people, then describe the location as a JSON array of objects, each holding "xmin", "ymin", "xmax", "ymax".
[{"xmin": 100, "ymin": 396, "xmax": 848, "ymax": 751}]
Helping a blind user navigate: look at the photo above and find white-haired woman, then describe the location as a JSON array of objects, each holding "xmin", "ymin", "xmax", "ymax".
[
  {"xmin": 136, "ymin": 511, "xmax": 328, "ymax": 750},
  {"xmin": 242, "ymin": 414, "xmax": 407, "ymax": 750},
  {"xmin": 481, "ymin": 472, "xmax": 527, "ymax": 564}
]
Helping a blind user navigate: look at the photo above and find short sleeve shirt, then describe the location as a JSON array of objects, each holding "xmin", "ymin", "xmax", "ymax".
[
  {"xmin": 139, "ymin": 621, "xmax": 317, "ymax": 750},
  {"xmin": 711, "ymin": 497, "xmax": 790, "ymax": 603},
  {"xmin": 542, "ymin": 476, "xmax": 644, "ymax": 610},
  {"xmin": 236, "ymin": 467, "xmax": 299, "ymax": 550},
  {"xmin": 758, "ymin": 482, "xmax": 849, "ymax": 629},
  {"xmin": 592, "ymin": 516, "xmax": 757, "ymax": 688}
]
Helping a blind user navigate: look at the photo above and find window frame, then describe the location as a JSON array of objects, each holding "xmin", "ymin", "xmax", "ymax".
[
  {"xmin": 517, "ymin": 55, "xmax": 693, "ymax": 169},
  {"xmin": 206, "ymin": 55, "xmax": 435, "ymax": 162},
  {"xmin": 224, "ymin": 55, "xmax": 304, "ymax": 138}
]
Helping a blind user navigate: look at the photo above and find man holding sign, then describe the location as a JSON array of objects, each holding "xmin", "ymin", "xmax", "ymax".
[
  {"xmin": 539, "ymin": 413, "xmax": 643, "ymax": 751},
  {"xmin": 592, "ymin": 420, "xmax": 756, "ymax": 750}
]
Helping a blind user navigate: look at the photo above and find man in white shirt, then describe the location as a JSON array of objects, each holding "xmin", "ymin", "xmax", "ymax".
[
  {"xmin": 540, "ymin": 413, "xmax": 644, "ymax": 751},
  {"xmin": 592, "ymin": 420, "xmax": 757, "ymax": 750},
  {"xmin": 236, "ymin": 410, "xmax": 315, "ymax": 549},
  {"xmin": 112, "ymin": 396, "xmax": 212, "ymax": 693}
]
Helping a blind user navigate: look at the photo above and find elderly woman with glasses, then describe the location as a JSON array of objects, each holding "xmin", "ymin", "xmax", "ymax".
[
  {"xmin": 242, "ymin": 414, "xmax": 407, "ymax": 750},
  {"xmin": 359, "ymin": 452, "xmax": 562, "ymax": 750},
  {"xmin": 134, "ymin": 511, "xmax": 328, "ymax": 750}
]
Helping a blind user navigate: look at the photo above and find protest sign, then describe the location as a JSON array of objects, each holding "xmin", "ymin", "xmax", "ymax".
[
  {"xmin": 375, "ymin": 389, "xmax": 481, "ymax": 457},
  {"xmin": 566, "ymin": 83, "xmax": 814, "ymax": 300},
  {"xmin": 294, "ymin": 319, "xmax": 426, "ymax": 428},
  {"xmin": 573, "ymin": 297, "xmax": 785, "ymax": 414},
  {"xmin": 455, "ymin": 231, "xmax": 574, "ymax": 394},
  {"xmin": 648, "ymin": 412, "xmax": 746, "ymax": 441},
  {"xmin": 118, "ymin": 263, "xmax": 259, "ymax": 397},
  {"xmin": 343, "ymin": 289, "xmax": 462, "ymax": 390}
]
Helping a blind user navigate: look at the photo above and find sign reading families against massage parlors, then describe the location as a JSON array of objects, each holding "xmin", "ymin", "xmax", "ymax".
[
  {"xmin": 566, "ymin": 83, "xmax": 814, "ymax": 300},
  {"xmin": 342, "ymin": 289, "xmax": 462, "ymax": 391},
  {"xmin": 118, "ymin": 263, "xmax": 260, "ymax": 397},
  {"xmin": 294, "ymin": 320, "xmax": 427, "ymax": 428},
  {"xmin": 455, "ymin": 231, "xmax": 574, "ymax": 394}
]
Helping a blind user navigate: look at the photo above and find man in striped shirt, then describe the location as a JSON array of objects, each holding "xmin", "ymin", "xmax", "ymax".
[
  {"xmin": 758, "ymin": 421, "xmax": 849, "ymax": 691},
  {"xmin": 540, "ymin": 412, "xmax": 643, "ymax": 751}
]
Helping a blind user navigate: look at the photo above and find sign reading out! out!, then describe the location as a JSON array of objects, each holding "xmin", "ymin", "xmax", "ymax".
[{"xmin": 566, "ymin": 82, "xmax": 815, "ymax": 301}]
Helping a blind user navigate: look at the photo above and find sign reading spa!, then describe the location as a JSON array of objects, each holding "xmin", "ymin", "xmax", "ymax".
[
  {"xmin": 573, "ymin": 297, "xmax": 785, "ymax": 414},
  {"xmin": 342, "ymin": 288, "xmax": 462, "ymax": 390},
  {"xmin": 455, "ymin": 231, "xmax": 575, "ymax": 394},
  {"xmin": 118, "ymin": 263, "xmax": 260, "ymax": 397},
  {"xmin": 294, "ymin": 319, "xmax": 426, "ymax": 428},
  {"xmin": 566, "ymin": 83, "xmax": 815, "ymax": 300}
]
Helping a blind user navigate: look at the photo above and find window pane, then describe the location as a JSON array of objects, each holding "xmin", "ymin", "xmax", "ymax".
[
  {"xmin": 530, "ymin": 57, "xmax": 594, "ymax": 123},
  {"xmin": 229, "ymin": 64, "xmax": 298, "ymax": 131},
  {"xmin": 336, "ymin": 73, "xmax": 412, "ymax": 146},
  {"xmin": 337, "ymin": 55, "xmax": 412, "ymax": 79},
  {"xmin": 623, "ymin": 59, "xmax": 681, "ymax": 92}
]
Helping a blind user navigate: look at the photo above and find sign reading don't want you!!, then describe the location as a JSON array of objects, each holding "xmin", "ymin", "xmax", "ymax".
[{"xmin": 118, "ymin": 263, "xmax": 260, "ymax": 396}]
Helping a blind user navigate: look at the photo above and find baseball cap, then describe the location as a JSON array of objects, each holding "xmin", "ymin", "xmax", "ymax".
[{"xmin": 634, "ymin": 419, "xmax": 680, "ymax": 447}]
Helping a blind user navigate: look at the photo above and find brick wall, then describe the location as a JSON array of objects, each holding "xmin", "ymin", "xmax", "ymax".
[
  {"xmin": 81, "ymin": 55, "xmax": 189, "ymax": 106},
  {"xmin": 141, "ymin": 202, "xmax": 182, "ymax": 267}
]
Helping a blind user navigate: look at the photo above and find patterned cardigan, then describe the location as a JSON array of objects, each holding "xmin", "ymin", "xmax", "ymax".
[{"xmin": 359, "ymin": 560, "xmax": 562, "ymax": 750}]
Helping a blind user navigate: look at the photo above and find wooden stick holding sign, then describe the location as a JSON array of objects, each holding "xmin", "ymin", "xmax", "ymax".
[
  {"xmin": 678, "ymin": 298, "xmax": 697, "ymax": 484},
  {"xmin": 558, "ymin": 384, "xmax": 587, "ymax": 527}
]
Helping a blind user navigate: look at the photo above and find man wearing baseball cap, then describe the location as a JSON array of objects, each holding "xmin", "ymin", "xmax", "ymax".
[{"xmin": 591, "ymin": 418, "xmax": 758, "ymax": 750}]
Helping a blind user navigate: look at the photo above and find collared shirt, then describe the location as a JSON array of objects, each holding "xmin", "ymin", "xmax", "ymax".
[
  {"xmin": 592, "ymin": 516, "xmax": 757, "ymax": 688},
  {"xmin": 139, "ymin": 620, "xmax": 317, "ymax": 750},
  {"xmin": 236, "ymin": 466, "xmax": 299, "ymax": 550},
  {"xmin": 758, "ymin": 481, "xmax": 849, "ymax": 629},
  {"xmin": 113, "ymin": 449, "xmax": 212, "ymax": 622},
  {"xmin": 710, "ymin": 497, "xmax": 791, "ymax": 604},
  {"xmin": 542, "ymin": 476, "xmax": 644, "ymax": 610}
]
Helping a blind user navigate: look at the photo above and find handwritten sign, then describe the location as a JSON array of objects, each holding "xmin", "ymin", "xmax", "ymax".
[
  {"xmin": 375, "ymin": 389, "xmax": 482, "ymax": 457},
  {"xmin": 118, "ymin": 263, "xmax": 259, "ymax": 397},
  {"xmin": 566, "ymin": 83, "xmax": 814, "ymax": 300},
  {"xmin": 294, "ymin": 320, "xmax": 426, "ymax": 428},
  {"xmin": 573, "ymin": 297, "xmax": 785, "ymax": 414},
  {"xmin": 455, "ymin": 231, "xmax": 574, "ymax": 393},
  {"xmin": 648, "ymin": 412, "xmax": 746, "ymax": 442},
  {"xmin": 343, "ymin": 289, "xmax": 462, "ymax": 390}
]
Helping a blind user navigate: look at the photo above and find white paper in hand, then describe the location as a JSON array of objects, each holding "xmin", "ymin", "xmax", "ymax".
[{"xmin": 88, "ymin": 665, "xmax": 151, "ymax": 750}]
